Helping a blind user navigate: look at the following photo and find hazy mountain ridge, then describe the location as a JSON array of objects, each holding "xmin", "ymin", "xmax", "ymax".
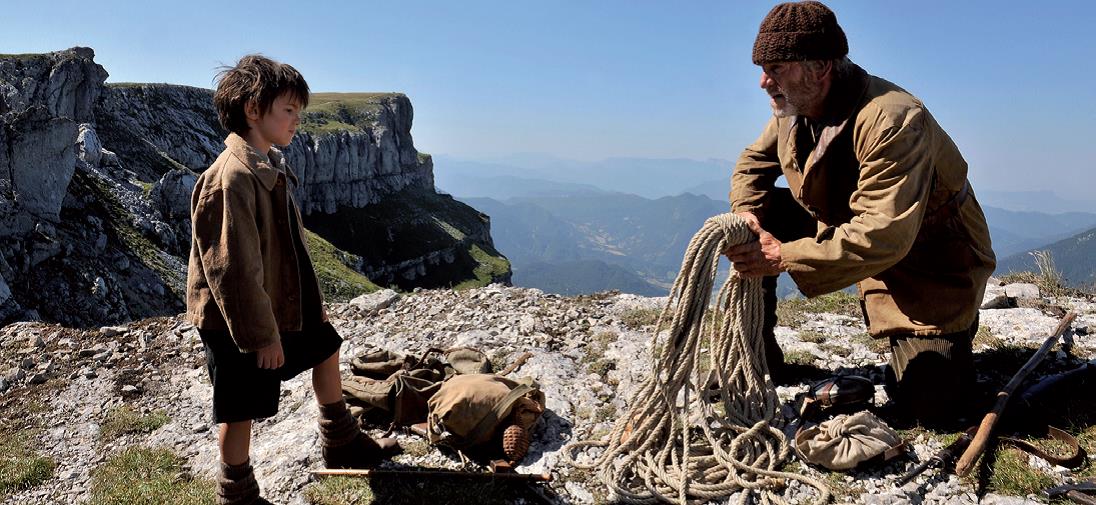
[
  {"xmin": 998, "ymin": 226, "xmax": 1096, "ymax": 288},
  {"xmin": 441, "ymin": 162, "xmax": 1096, "ymax": 295}
]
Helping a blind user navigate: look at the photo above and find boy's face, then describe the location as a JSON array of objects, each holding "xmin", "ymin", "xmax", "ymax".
[{"xmin": 247, "ymin": 93, "xmax": 302, "ymax": 148}]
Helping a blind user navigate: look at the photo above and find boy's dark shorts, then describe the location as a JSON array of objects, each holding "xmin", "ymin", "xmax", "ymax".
[{"xmin": 199, "ymin": 322, "xmax": 343, "ymax": 424}]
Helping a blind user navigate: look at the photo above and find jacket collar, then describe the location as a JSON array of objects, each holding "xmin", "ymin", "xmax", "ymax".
[{"xmin": 224, "ymin": 133, "xmax": 299, "ymax": 191}]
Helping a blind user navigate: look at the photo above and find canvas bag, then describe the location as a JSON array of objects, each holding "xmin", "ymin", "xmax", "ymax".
[
  {"xmin": 342, "ymin": 347, "xmax": 492, "ymax": 426},
  {"xmin": 426, "ymin": 373, "xmax": 545, "ymax": 451},
  {"xmin": 794, "ymin": 411, "xmax": 904, "ymax": 471}
]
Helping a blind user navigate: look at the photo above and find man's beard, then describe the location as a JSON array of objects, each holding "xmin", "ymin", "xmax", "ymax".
[{"xmin": 771, "ymin": 75, "xmax": 823, "ymax": 118}]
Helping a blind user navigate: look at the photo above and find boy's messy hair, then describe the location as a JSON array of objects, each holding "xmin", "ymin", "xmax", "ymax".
[{"xmin": 213, "ymin": 54, "xmax": 310, "ymax": 136}]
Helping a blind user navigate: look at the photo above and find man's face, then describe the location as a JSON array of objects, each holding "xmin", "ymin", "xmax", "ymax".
[{"xmin": 759, "ymin": 62, "xmax": 824, "ymax": 118}]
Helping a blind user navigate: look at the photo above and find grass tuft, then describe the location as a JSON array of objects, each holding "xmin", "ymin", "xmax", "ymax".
[
  {"xmin": 305, "ymin": 476, "xmax": 374, "ymax": 505},
  {"xmin": 88, "ymin": 447, "xmax": 215, "ymax": 505},
  {"xmin": 0, "ymin": 431, "xmax": 55, "ymax": 496},
  {"xmin": 776, "ymin": 291, "xmax": 861, "ymax": 329},
  {"xmin": 100, "ymin": 405, "xmax": 170, "ymax": 440},
  {"xmin": 987, "ymin": 447, "xmax": 1055, "ymax": 496},
  {"xmin": 620, "ymin": 308, "xmax": 660, "ymax": 329},
  {"xmin": 785, "ymin": 350, "xmax": 818, "ymax": 366}
]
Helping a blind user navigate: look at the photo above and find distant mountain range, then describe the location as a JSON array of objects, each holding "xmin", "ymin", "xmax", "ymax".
[
  {"xmin": 998, "ymin": 226, "xmax": 1096, "ymax": 288},
  {"xmin": 438, "ymin": 155, "xmax": 1096, "ymax": 295}
]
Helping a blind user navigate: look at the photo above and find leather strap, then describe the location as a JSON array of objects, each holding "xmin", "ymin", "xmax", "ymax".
[{"xmin": 1000, "ymin": 426, "xmax": 1086, "ymax": 468}]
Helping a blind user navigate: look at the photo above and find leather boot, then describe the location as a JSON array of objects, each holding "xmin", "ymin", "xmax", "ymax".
[{"xmin": 318, "ymin": 400, "xmax": 401, "ymax": 469}]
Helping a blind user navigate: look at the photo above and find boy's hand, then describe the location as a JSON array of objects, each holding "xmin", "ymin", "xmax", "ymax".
[{"xmin": 256, "ymin": 341, "xmax": 285, "ymax": 369}]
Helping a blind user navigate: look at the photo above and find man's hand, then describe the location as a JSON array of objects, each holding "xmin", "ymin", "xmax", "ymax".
[
  {"xmin": 256, "ymin": 340, "xmax": 285, "ymax": 369},
  {"xmin": 725, "ymin": 212, "xmax": 784, "ymax": 278}
]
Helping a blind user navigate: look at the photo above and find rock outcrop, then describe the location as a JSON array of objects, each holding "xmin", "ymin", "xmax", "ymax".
[
  {"xmin": 0, "ymin": 48, "xmax": 509, "ymax": 327},
  {"xmin": 284, "ymin": 93, "xmax": 435, "ymax": 214}
]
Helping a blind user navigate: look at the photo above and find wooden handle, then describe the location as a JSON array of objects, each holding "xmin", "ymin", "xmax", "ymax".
[
  {"xmin": 954, "ymin": 312, "xmax": 1077, "ymax": 476},
  {"xmin": 310, "ymin": 468, "xmax": 553, "ymax": 481},
  {"xmin": 954, "ymin": 411, "xmax": 999, "ymax": 475}
]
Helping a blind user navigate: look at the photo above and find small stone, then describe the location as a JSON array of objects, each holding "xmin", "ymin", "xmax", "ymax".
[
  {"xmin": 28, "ymin": 372, "xmax": 48, "ymax": 384},
  {"xmin": 7, "ymin": 368, "xmax": 25, "ymax": 382},
  {"xmin": 100, "ymin": 326, "xmax": 128, "ymax": 337},
  {"xmin": 121, "ymin": 385, "xmax": 138, "ymax": 393},
  {"xmin": 20, "ymin": 357, "xmax": 35, "ymax": 369},
  {"xmin": 1003, "ymin": 282, "xmax": 1040, "ymax": 301}
]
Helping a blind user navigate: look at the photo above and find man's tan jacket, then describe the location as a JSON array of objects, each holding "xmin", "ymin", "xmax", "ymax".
[
  {"xmin": 731, "ymin": 65, "xmax": 996, "ymax": 337},
  {"xmin": 186, "ymin": 133, "xmax": 322, "ymax": 351}
]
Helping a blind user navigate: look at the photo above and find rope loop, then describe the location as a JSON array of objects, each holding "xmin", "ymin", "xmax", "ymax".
[{"xmin": 563, "ymin": 213, "xmax": 831, "ymax": 504}]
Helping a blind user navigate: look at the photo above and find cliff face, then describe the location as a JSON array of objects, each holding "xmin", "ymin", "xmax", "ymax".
[
  {"xmin": 0, "ymin": 48, "xmax": 509, "ymax": 327},
  {"xmin": 285, "ymin": 93, "xmax": 435, "ymax": 214}
]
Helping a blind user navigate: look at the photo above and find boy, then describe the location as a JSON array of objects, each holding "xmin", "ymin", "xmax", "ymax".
[{"xmin": 187, "ymin": 55, "xmax": 398, "ymax": 505}]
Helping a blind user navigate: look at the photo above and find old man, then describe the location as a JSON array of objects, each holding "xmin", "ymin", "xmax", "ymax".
[{"xmin": 725, "ymin": 1, "xmax": 996, "ymax": 425}]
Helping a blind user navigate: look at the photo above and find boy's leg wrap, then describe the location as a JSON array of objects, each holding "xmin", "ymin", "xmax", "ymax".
[
  {"xmin": 318, "ymin": 400, "xmax": 366, "ymax": 448},
  {"xmin": 217, "ymin": 459, "xmax": 260, "ymax": 505},
  {"xmin": 319, "ymin": 400, "xmax": 387, "ymax": 469}
]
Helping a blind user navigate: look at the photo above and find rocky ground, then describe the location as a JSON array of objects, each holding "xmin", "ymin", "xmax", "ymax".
[{"xmin": 1, "ymin": 280, "xmax": 1094, "ymax": 504}]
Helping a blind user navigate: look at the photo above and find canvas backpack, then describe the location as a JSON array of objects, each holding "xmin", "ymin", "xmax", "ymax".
[
  {"xmin": 426, "ymin": 373, "xmax": 545, "ymax": 451},
  {"xmin": 342, "ymin": 346, "xmax": 492, "ymax": 426}
]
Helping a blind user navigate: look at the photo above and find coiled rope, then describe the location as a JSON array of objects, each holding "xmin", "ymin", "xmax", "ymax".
[{"xmin": 563, "ymin": 213, "xmax": 830, "ymax": 505}]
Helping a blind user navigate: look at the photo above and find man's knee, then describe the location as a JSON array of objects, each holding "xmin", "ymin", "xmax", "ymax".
[{"xmin": 886, "ymin": 329, "xmax": 975, "ymax": 425}]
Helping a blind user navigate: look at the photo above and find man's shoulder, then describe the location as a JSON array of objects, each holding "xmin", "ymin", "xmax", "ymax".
[{"xmin": 855, "ymin": 74, "xmax": 926, "ymax": 131}]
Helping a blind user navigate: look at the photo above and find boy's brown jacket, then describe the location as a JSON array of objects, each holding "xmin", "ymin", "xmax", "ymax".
[
  {"xmin": 731, "ymin": 65, "xmax": 996, "ymax": 337},
  {"xmin": 186, "ymin": 133, "xmax": 322, "ymax": 352}
]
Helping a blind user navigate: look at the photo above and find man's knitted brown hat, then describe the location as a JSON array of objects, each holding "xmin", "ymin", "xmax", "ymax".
[{"xmin": 752, "ymin": 1, "xmax": 848, "ymax": 65}]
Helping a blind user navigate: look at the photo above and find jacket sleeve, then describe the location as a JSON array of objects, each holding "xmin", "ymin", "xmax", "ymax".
[
  {"xmin": 192, "ymin": 178, "xmax": 279, "ymax": 352},
  {"xmin": 730, "ymin": 117, "xmax": 782, "ymax": 218},
  {"xmin": 781, "ymin": 107, "xmax": 934, "ymax": 297}
]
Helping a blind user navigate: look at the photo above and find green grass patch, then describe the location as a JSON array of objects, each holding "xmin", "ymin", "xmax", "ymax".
[
  {"xmin": 452, "ymin": 243, "xmax": 511, "ymax": 290},
  {"xmin": 299, "ymin": 93, "xmax": 406, "ymax": 136},
  {"xmin": 620, "ymin": 308, "xmax": 660, "ymax": 329},
  {"xmin": 299, "ymin": 118, "xmax": 361, "ymax": 135},
  {"xmin": 100, "ymin": 405, "xmax": 170, "ymax": 440},
  {"xmin": 785, "ymin": 350, "xmax": 818, "ymax": 366},
  {"xmin": 987, "ymin": 447, "xmax": 1055, "ymax": 496},
  {"xmin": 798, "ymin": 330, "xmax": 827, "ymax": 344},
  {"xmin": 776, "ymin": 291, "xmax": 861, "ymax": 329},
  {"xmin": 88, "ymin": 447, "xmax": 215, "ymax": 505},
  {"xmin": 0, "ymin": 431, "xmax": 55, "ymax": 496},
  {"xmin": 305, "ymin": 476, "xmax": 374, "ymax": 504},
  {"xmin": 972, "ymin": 325, "xmax": 1006, "ymax": 350},
  {"xmin": 1077, "ymin": 425, "xmax": 1096, "ymax": 479},
  {"xmin": 304, "ymin": 229, "xmax": 379, "ymax": 302}
]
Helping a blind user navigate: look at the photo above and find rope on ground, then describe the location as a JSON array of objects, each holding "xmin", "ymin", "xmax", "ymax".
[{"xmin": 562, "ymin": 213, "xmax": 831, "ymax": 505}]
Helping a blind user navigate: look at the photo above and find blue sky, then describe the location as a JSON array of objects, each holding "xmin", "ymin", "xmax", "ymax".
[{"xmin": 3, "ymin": 1, "xmax": 1094, "ymax": 200}]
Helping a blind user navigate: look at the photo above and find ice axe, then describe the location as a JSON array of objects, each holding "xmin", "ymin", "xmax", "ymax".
[{"xmin": 954, "ymin": 311, "xmax": 1077, "ymax": 476}]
